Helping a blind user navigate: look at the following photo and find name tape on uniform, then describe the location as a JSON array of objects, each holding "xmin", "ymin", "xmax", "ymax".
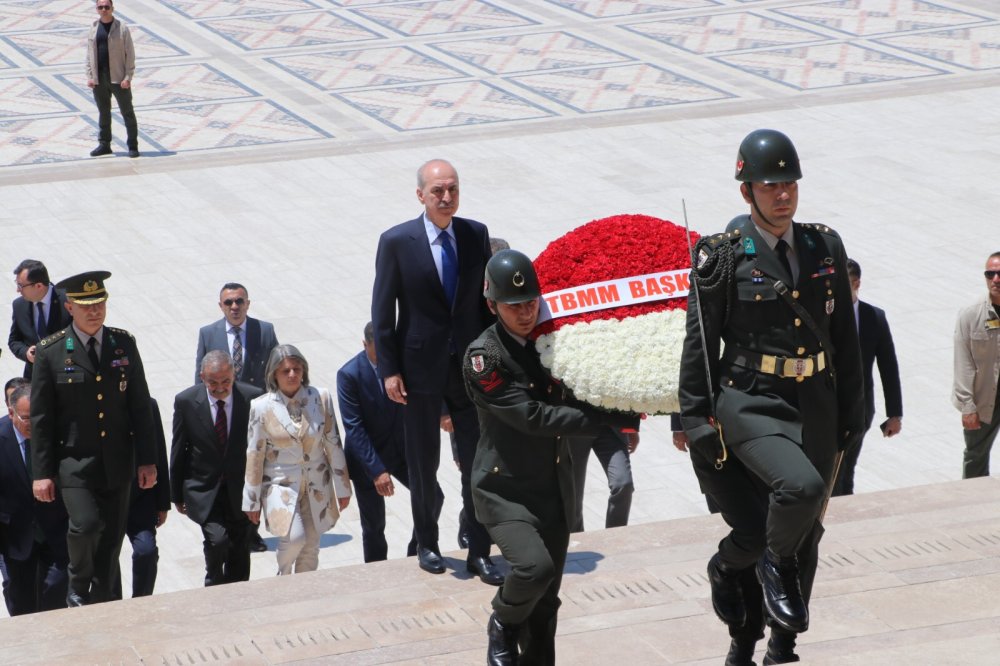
[{"xmin": 537, "ymin": 268, "xmax": 690, "ymax": 324}]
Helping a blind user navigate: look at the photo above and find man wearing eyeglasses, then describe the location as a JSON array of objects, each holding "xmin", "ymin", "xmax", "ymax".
[
  {"xmin": 0, "ymin": 385, "xmax": 70, "ymax": 615},
  {"xmin": 194, "ymin": 283, "xmax": 278, "ymax": 553},
  {"xmin": 85, "ymin": 0, "xmax": 139, "ymax": 158},
  {"xmin": 953, "ymin": 252, "xmax": 1000, "ymax": 478},
  {"xmin": 8, "ymin": 260, "xmax": 71, "ymax": 379}
]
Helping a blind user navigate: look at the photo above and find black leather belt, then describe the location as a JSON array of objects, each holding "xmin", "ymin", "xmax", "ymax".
[{"xmin": 723, "ymin": 347, "xmax": 827, "ymax": 381}]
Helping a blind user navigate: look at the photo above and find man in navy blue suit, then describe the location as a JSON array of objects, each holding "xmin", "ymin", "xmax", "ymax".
[
  {"xmin": 0, "ymin": 384, "xmax": 69, "ymax": 614},
  {"xmin": 371, "ymin": 159, "xmax": 501, "ymax": 585},
  {"xmin": 337, "ymin": 322, "xmax": 443, "ymax": 563},
  {"xmin": 833, "ymin": 259, "xmax": 903, "ymax": 496}
]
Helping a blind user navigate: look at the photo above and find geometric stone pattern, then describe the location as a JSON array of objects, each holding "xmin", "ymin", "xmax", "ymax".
[
  {"xmin": 542, "ymin": 0, "xmax": 722, "ymax": 19},
  {"xmin": 429, "ymin": 31, "xmax": 634, "ymax": 74},
  {"xmin": 266, "ymin": 47, "xmax": 466, "ymax": 90},
  {"xmin": 714, "ymin": 42, "xmax": 948, "ymax": 90},
  {"xmin": 197, "ymin": 11, "xmax": 384, "ymax": 51},
  {"xmin": 2, "ymin": 0, "xmax": 1000, "ymax": 166},
  {"xmin": 773, "ymin": 0, "xmax": 991, "ymax": 37},
  {"xmin": 349, "ymin": 0, "xmax": 539, "ymax": 37},
  {"xmin": 507, "ymin": 63, "xmax": 733, "ymax": 112},
  {"xmin": 622, "ymin": 12, "xmax": 829, "ymax": 54},
  {"xmin": 877, "ymin": 23, "xmax": 1000, "ymax": 70},
  {"xmin": 333, "ymin": 80, "xmax": 554, "ymax": 131}
]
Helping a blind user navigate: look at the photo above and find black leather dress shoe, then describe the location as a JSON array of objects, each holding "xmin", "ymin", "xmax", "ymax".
[
  {"xmin": 89, "ymin": 143, "xmax": 112, "ymax": 157},
  {"xmin": 487, "ymin": 612, "xmax": 519, "ymax": 666},
  {"xmin": 66, "ymin": 591, "xmax": 88, "ymax": 607},
  {"xmin": 725, "ymin": 636, "xmax": 758, "ymax": 666},
  {"xmin": 467, "ymin": 556, "xmax": 504, "ymax": 586},
  {"xmin": 457, "ymin": 508, "xmax": 470, "ymax": 549},
  {"xmin": 756, "ymin": 550, "xmax": 808, "ymax": 634},
  {"xmin": 128, "ymin": 149, "xmax": 140, "ymax": 158},
  {"xmin": 708, "ymin": 552, "xmax": 747, "ymax": 627},
  {"xmin": 248, "ymin": 531, "xmax": 268, "ymax": 552},
  {"xmin": 762, "ymin": 632, "xmax": 799, "ymax": 664},
  {"xmin": 417, "ymin": 547, "xmax": 446, "ymax": 574}
]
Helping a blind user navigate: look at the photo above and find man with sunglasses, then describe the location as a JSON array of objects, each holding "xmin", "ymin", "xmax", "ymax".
[
  {"xmin": 194, "ymin": 283, "xmax": 278, "ymax": 553},
  {"xmin": 953, "ymin": 253, "xmax": 1000, "ymax": 478},
  {"xmin": 85, "ymin": 0, "xmax": 139, "ymax": 158},
  {"xmin": 9, "ymin": 260, "xmax": 71, "ymax": 379},
  {"xmin": 195, "ymin": 284, "xmax": 278, "ymax": 391}
]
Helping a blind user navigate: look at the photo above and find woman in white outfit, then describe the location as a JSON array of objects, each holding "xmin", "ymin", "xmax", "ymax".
[{"xmin": 243, "ymin": 344, "xmax": 351, "ymax": 574}]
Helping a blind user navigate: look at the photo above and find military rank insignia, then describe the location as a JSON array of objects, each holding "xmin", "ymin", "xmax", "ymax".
[{"xmin": 986, "ymin": 319, "xmax": 1000, "ymax": 330}]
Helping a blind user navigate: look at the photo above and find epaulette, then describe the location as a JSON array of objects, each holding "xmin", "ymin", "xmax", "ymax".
[
  {"xmin": 702, "ymin": 227, "xmax": 742, "ymax": 247},
  {"xmin": 38, "ymin": 329, "xmax": 67, "ymax": 348},
  {"xmin": 799, "ymin": 222, "xmax": 840, "ymax": 238},
  {"xmin": 105, "ymin": 326, "xmax": 135, "ymax": 339}
]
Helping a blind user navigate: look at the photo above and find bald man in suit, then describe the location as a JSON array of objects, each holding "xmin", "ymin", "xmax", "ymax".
[{"xmin": 371, "ymin": 159, "xmax": 500, "ymax": 585}]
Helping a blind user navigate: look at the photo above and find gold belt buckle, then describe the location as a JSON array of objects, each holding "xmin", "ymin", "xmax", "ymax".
[{"xmin": 782, "ymin": 357, "xmax": 813, "ymax": 377}]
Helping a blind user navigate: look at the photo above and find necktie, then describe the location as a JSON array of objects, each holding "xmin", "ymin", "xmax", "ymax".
[
  {"xmin": 35, "ymin": 302, "xmax": 46, "ymax": 339},
  {"xmin": 438, "ymin": 230, "xmax": 458, "ymax": 306},
  {"xmin": 23, "ymin": 438, "xmax": 32, "ymax": 478},
  {"xmin": 775, "ymin": 239, "xmax": 794, "ymax": 284},
  {"xmin": 214, "ymin": 400, "xmax": 227, "ymax": 452},
  {"xmin": 232, "ymin": 327, "xmax": 244, "ymax": 379},
  {"xmin": 87, "ymin": 337, "xmax": 100, "ymax": 368}
]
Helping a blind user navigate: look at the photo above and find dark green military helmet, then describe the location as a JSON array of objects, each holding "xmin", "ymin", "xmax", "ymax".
[
  {"xmin": 734, "ymin": 129, "xmax": 802, "ymax": 183},
  {"xmin": 483, "ymin": 249, "xmax": 540, "ymax": 304}
]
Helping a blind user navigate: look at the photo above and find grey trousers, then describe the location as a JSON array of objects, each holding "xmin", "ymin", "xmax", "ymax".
[{"xmin": 567, "ymin": 427, "xmax": 633, "ymax": 532}]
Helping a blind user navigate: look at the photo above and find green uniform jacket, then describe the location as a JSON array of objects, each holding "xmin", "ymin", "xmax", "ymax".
[
  {"xmin": 679, "ymin": 217, "xmax": 865, "ymax": 454},
  {"xmin": 30, "ymin": 325, "xmax": 156, "ymax": 489},
  {"xmin": 464, "ymin": 324, "xmax": 610, "ymax": 529}
]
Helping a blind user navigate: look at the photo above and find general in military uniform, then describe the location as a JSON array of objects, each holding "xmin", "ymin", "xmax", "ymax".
[
  {"xmin": 30, "ymin": 271, "xmax": 157, "ymax": 606},
  {"xmin": 679, "ymin": 130, "xmax": 864, "ymax": 665},
  {"xmin": 463, "ymin": 250, "xmax": 638, "ymax": 666}
]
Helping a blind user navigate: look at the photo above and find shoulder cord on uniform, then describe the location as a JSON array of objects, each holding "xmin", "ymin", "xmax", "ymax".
[{"xmin": 692, "ymin": 237, "xmax": 736, "ymax": 325}]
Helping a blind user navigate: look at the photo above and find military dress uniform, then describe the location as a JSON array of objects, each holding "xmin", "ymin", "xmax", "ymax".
[
  {"xmin": 30, "ymin": 275, "xmax": 156, "ymax": 604},
  {"xmin": 464, "ymin": 322, "xmax": 629, "ymax": 665},
  {"xmin": 679, "ymin": 215, "xmax": 864, "ymax": 631}
]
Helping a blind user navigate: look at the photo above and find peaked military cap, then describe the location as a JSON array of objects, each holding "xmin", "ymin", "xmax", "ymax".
[{"xmin": 57, "ymin": 270, "xmax": 112, "ymax": 304}]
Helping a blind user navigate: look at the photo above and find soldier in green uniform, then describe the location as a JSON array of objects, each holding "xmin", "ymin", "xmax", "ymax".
[
  {"xmin": 464, "ymin": 250, "xmax": 637, "ymax": 666},
  {"xmin": 30, "ymin": 271, "xmax": 157, "ymax": 606},
  {"xmin": 679, "ymin": 130, "xmax": 865, "ymax": 663}
]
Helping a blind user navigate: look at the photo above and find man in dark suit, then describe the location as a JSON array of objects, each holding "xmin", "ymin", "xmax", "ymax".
[
  {"xmin": 8, "ymin": 259, "xmax": 72, "ymax": 379},
  {"xmin": 337, "ymin": 322, "xmax": 443, "ymax": 563},
  {"xmin": 194, "ymin": 283, "xmax": 278, "ymax": 390},
  {"xmin": 832, "ymin": 259, "xmax": 903, "ymax": 496},
  {"xmin": 30, "ymin": 270, "xmax": 158, "ymax": 607},
  {"xmin": 171, "ymin": 350, "xmax": 263, "ymax": 586},
  {"xmin": 194, "ymin": 282, "xmax": 277, "ymax": 552},
  {"xmin": 0, "ymin": 384, "xmax": 69, "ymax": 615},
  {"xmin": 371, "ymin": 159, "xmax": 500, "ymax": 584}
]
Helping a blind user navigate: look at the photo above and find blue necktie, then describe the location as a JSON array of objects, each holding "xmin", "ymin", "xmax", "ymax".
[
  {"xmin": 35, "ymin": 302, "xmax": 45, "ymax": 339},
  {"xmin": 438, "ymin": 230, "xmax": 458, "ymax": 306}
]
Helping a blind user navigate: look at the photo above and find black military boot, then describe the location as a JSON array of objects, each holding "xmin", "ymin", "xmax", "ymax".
[
  {"xmin": 487, "ymin": 612, "xmax": 519, "ymax": 666},
  {"xmin": 725, "ymin": 636, "xmax": 758, "ymax": 666},
  {"xmin": 708, "ymin": 553, "xmax": 747, "ymax": 627},
  {"xmin": 755, "ymin": 549, "xmax": 808, "ymax": 634},
  {"xmin": 762, "ymin": 631, "xmax": 800, "ymax": 664}
]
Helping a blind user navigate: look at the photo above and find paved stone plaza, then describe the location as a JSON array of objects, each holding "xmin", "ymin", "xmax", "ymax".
[{"xmin": 0, "ymin": 0, "xmax": 998, "ymax": 611}]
